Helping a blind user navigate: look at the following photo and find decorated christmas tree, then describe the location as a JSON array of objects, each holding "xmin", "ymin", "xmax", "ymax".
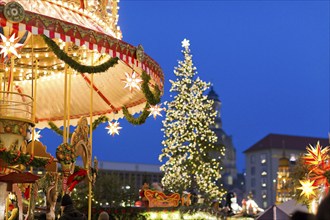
[{"xmin": 159, "ymin": 39, "xmax": 226, "ymax": 200}]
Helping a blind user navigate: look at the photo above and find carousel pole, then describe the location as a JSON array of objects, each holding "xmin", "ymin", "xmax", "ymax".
[
  {"xmin": 9, "ymin": 56, "xmax": 14, "ymax": 92},
  {"xmin": 63, "ymin": 43, "xmax": 68, "ymax": 145},
  {"xmin": 67, "ymin": 67, "xmax": 72, "ymax": 142},
  {"xmin": 5, "ymin": 195, "xmax": 9, "ymax": 220},
  {"xmin": 62, "ymin": 42, "xmax": 69, "ymax": 195},
  {"xmin": 88, "ymin": 52, "xmax": 94, "ymax": 220},
  {"xmin": 27, "ymin": 34, "xmax": 38, "ymax": 220},
  {"xmin": 0, "ymin": 69, "xmax": 2, "ymax": 99}
]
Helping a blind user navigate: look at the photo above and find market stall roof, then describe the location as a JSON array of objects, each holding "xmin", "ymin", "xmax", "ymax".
[{"xmin": 0, "ymin": 172, "xmax": 41, "ymax": 183}]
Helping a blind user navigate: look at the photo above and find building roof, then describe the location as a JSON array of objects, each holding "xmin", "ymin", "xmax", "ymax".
[
  {"xmin": 244, "ymin": 133, "xmax": 329, "ymax": 153},
  {"xmin": 207, "ymin": 86, "xmax": 221, "ymax": 102},
  {"xmin": 76, "ymin": 160, "xmax": 162, "ymax": 173}
]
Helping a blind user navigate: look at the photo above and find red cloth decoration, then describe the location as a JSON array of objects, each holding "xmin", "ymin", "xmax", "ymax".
[
  {"xmin": 24, "ymin": 185, "xmax": 30, "ymax": 200},
  {"xmin": 67, "ymin": 169, "xmax": 87, "ymax": 191},
  {"xmin": 80, "ymin": 0, "xmax": 85, "ymax": 9}
]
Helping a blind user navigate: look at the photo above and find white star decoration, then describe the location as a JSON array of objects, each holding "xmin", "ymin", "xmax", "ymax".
[
  {"xmin": 122, "ymin": 71, "xmax": 142, "ymax": 92},
  {"xmin": 181, "ymin": 38, "xmax": 190, "ymax": 48},
  {"xmin": 149, "ymin": 104, "xmax": 165, "ymax": 119},
  {"xmin": 29, "ymin": 129, "xmax": 42, "ymax": 141},
  {"xmin": 0, "ymin": 34, "xmax": 23, "ymax": 58},
  {"xmin": 105, "ymin": 121, "xmax": 122, "ymax": 136}
]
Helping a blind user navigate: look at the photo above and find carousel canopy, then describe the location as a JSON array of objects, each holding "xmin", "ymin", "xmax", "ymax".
[{"xmin": 0, "ymin": 0, "xmax": 164, "ymax": 128}]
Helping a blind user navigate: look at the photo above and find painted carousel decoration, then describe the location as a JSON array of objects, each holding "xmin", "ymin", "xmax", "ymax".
[{"xmin": 0, "ymin": 0, "xmax": 164, "ymax": 219}]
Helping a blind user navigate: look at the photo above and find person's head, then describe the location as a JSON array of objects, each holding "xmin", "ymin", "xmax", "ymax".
[
  {"xmin": 38, "ymin": 213, "xmax": 47, "ymax": 220},
  {"xmin": 247, "ymin": 192, "xmax": 254, "ymax": 200},
  {"xmin": 291, "ymin": 211, "xmax": 315, "ymax": 220},
  {"xmin": 142, "ymin": 181, "xmax": 149, "ymax": 189},
  {"xmin": 98, "ymin": 211, "xmax": 109, "ymax": 220},
  {"xmin": 211, "ymin": 199, "xmax": 219, "ymax": 208},
  {"xmin": 226, "ymin": 192, "xmax": 235, "ymax": 205},
  {"xmin": 61, "ymin": 194, "xmax": 73, "ymax": 211}
]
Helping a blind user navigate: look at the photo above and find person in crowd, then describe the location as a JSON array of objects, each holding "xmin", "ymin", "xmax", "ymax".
[
  {"xmin": 38, "ymin": 213, "xmax": 47, "ymax": 220},
  {"xmin": 151, "ymin": 182, "xmax": 163, "ymax": 192},
  {"xmin": 316, "ymin": 193, "xmax": 330, "ymax": 220},
  {"xmin": 98, "ymin": 211, "xmax": 109, "ymax": 220},
  {"xmin": 211, "ymin": 199, "xmax": 222, "ymax": 214},
  {"xmin": 291, "ymin": 211, "xmax": 315, "ymax": 220},
  {"xmin": 59, "ymin": 194, "xmax": 86, "ymax": 220},
  {"xmin": 139, "ymin": 181, "xmax": 150, "ymax": 207},
  {"xmin": 225, "ymin": 192, "xmax": 242, "ymax": 215},
  {"xmin": 244, "ymin": 192, "xmax": 264, "ymax": 216}
]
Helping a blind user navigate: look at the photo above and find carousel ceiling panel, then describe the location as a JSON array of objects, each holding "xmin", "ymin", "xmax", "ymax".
[{"xmin": 16, "ymin": 61, "xmax": 153, "ymax": 129}]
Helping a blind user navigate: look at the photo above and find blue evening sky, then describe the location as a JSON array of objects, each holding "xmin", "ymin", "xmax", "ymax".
[{"xmin": 42, "ymin": 0, "xmax": 329, "ymax": 172}]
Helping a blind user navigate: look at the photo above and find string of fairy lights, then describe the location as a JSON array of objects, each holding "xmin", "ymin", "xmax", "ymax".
[{"xmin": 159, "ymin": 39, "xmax": 226, "ymax": 199}]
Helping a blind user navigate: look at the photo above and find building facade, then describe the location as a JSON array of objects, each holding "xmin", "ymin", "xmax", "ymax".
[
  {"xmin": 275, "ymin": 155, "xmax": 291, "ymax": 204},
  {"xmin": 207, "ymin": 87, "xmax": 238, "ymax": 188},
  {"xmin": 77, "ymin": 160, "xmax": 163, "ymax": 195},
  {"xmin": 244, "ymin": 134, "xmax": 329, "ymax": 209}
]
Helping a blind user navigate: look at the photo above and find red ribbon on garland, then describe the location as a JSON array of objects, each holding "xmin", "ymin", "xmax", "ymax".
[{"xmin": 67, "ymin": 168, "xmax": 87, "ymax": 191}]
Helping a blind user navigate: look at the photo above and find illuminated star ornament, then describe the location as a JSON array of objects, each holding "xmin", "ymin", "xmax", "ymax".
[
  {"xmin": 33, "ymin": 129, "xmax": 42, "ymax": 141},
  {"xmin": 181, "ymin": 38, "xmax": 190, "ymax": 48},
  {"xmin": 122, "ymin": 71, "xmax": 142, "ymax": 92},
  {"xmin": 0, "ymin": 34, "xmax": 23, "ymax": 57},
  {"xmin": 297, "ymin": 179, "xmax": 318, "ymax": 199},
  {"xmin": 105, "ymin": 121, "xmax": 122, "ymax": 136},
  {"xmin": 29, "ymin": 129, "xmax": 42, "ymax": 142},
  {"xmin": 302, "ymin": 141, "xmax": 329, "ymax": 168},
  {"xmin": 148, "ymin": 104, "xmax": 165, "ymax": 119}
]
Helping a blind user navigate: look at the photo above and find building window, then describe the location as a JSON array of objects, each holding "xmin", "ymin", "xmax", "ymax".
[
  {"xmin": 251, "ymin": 167, "xmax": 255, "ymax": 176},
  {"xmin": 261, "ymin": 171, "xmax": 267, "ymax": 176},
  {"xmin": 263, "ymin": 201, "xmax": 268, "ymax": 208},
  {"xmin": 290, "ymin": 154, "xmax": 297, "ymax": 162},
  {"xmin": 227, "ymin": 176, "xmax": 233, "ymax": 185},
  {"xmin": 261, "ymin": 178, "xmax": 267, "ymax": 188},
  {"xmin": 260, "ymin": 154, "xmax": 267, "ymax": 164},
  {"xmin": 250, "ymin": 155, "xmax": 256, "ymax": 164},
  {"xmin": 251, "ymin": 178, "xmax": 256, "ymax": 188}
]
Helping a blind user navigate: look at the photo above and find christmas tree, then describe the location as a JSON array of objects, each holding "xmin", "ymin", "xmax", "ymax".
[{"xmin": 159, "ymin": 39, "xmax": 226, "ymax": 200}]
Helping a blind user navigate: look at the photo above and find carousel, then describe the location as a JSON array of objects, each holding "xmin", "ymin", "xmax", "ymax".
[{"xmin": 0, "ymin": 0, "xmax": 164, "ymax": 219}]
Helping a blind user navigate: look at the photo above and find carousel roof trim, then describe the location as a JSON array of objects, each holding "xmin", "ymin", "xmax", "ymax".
[{"xmin": 0, "ymin": 2, "xmax": 164, "ymax": 87}]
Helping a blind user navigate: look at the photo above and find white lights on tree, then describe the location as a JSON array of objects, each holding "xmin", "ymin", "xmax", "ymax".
[
  {"xmin": 148, "ymin": 104, "xmax": 165, "ymax": 119},
  {"xmin": 160, "ymin": 39, "xmax": 226, "ymax": 199},
  {"xmin": 122, "ymin": 71, "xmax": 142, "ymax": 92},
  {"xmin": 0, "ymin": 34, "xmax": 23, "ymax": 58},
  {"xmin": 105, "ymin": 121, "xmax": 122, "ymax": 136}
]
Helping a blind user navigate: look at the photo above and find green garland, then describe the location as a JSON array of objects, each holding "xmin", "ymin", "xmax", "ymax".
[
  {"xmin": 141, "ymin": 71, "xmax": 161, "ymax": 105},
  {"xmin": 0, "ymin": 148, "xmax": 52, "ymax": 168},
  {"xmin": 48, "ymin": 121, "xmax": 70, "ymax": 137},
  {"xmin": 122, "ymin": 103, "xmax": 150, "ymax": 125},
  {"xmin": 92, "ymin": 115, "xmax": 109, "ymax": 130},
  {"xmin": 43, "ymin": 36, "xmax": 162, "ymax": 127},
  {"xmin": 121, "ymin": 72, "xmax": 161, "ymax": 125},
  {"xmin": 49, "ymin": 115, "xmax": 110, "ymax": 137},
  {"xmin": 41, "ymin": 35, "xmax": 119, "ymax": 73}
]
